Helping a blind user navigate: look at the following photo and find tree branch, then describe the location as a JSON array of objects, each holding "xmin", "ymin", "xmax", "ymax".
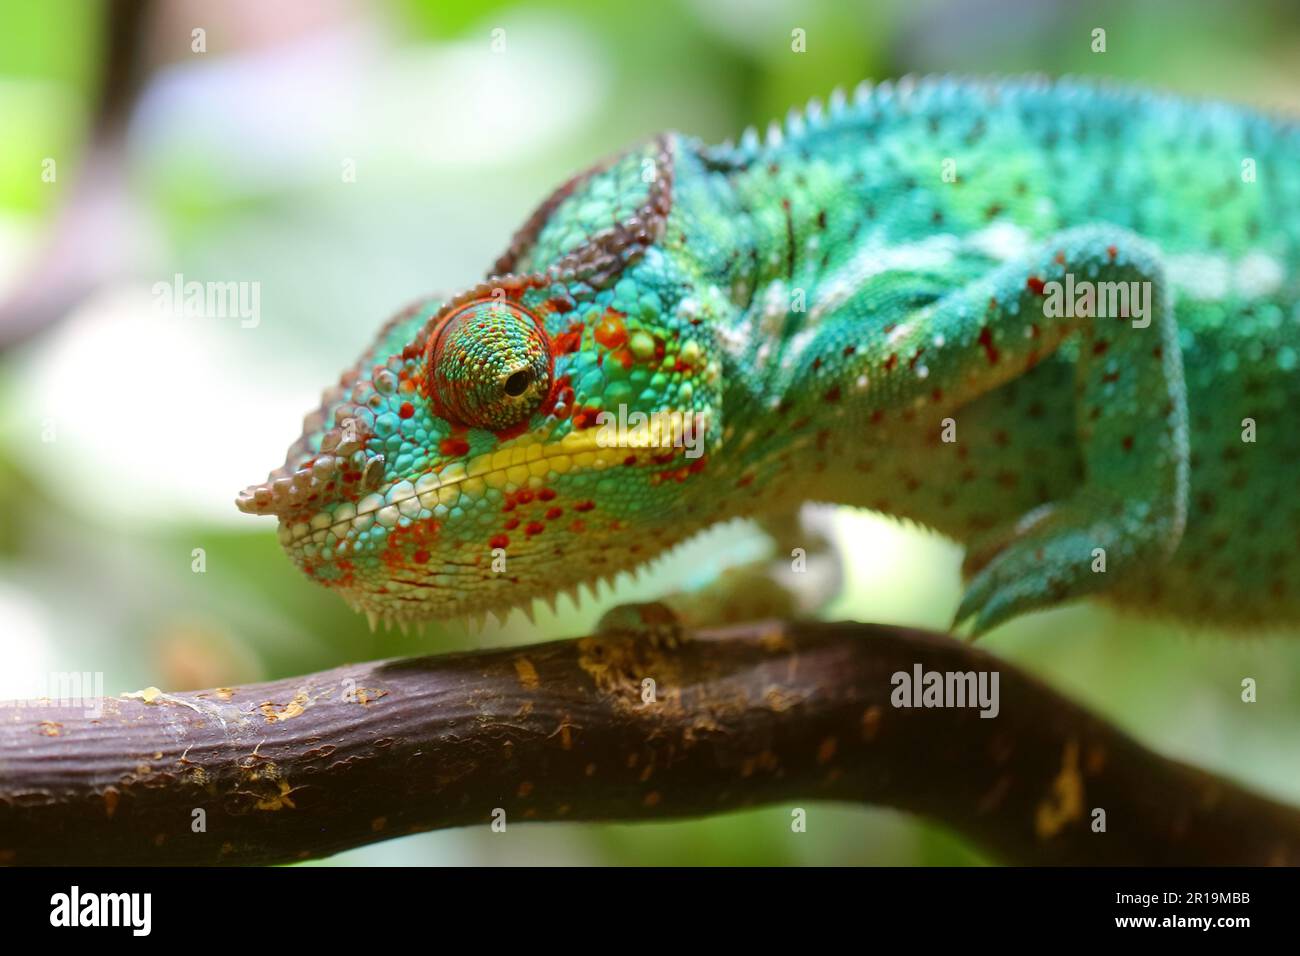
[{"xmin": 1, "ymin": 619, "xmax": 1296, "ymax": 866}]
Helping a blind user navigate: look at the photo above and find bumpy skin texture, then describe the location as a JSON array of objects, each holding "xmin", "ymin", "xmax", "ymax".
[{"xmin": 239, "ymin": 77, "xmax": 1300, "ymax": 635}]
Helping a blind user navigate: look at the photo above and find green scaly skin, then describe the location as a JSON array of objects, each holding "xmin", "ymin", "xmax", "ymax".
[{"xmin": 238, "ymin": 76, "xmax": 1300, "ymax": 636}]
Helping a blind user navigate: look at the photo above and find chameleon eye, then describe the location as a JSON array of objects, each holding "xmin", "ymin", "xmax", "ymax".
[{"xmin": 427, "ymin": 298, "xmax": 552, "ymax": 431}]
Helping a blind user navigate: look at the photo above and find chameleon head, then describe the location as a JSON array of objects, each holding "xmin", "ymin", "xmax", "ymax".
[{"xmin": 237, "ymin": 135, "xmax": 733, "ymax": 624}]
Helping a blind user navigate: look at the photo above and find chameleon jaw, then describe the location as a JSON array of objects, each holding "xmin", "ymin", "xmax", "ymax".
[
  {"xmin": 270, "ymin": 410, "xmax": 712, "ymax": 551},
  {"xmin": 271, "ymin": 412, "xmax": 714, "ymax": 624}
]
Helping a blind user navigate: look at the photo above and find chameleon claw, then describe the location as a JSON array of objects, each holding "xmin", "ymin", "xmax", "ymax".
[{"xmin": 596, "ymin": 601, "xmax": 687, "ymax": 646}]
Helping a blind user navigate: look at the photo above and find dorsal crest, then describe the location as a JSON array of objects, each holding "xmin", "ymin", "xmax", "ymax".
[{"xmin": 492, "ymin": 134, "xmax": 675, "ymax": 287}]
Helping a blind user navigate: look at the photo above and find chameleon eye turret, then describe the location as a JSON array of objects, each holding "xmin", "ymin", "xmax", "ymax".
[{"xmin": 426, "ymin": 298, "xmax": 552, "ymax": 432}]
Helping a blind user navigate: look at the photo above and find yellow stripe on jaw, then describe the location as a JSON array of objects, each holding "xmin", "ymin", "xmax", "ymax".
[{"xmin": 285, "ymin": 413, "xmax": 708, "ymax": 547}]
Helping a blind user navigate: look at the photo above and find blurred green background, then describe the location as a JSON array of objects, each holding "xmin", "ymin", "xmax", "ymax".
[{"xmin": 1, "ymin": 0, "xmax": 1297, "ymax": 865}]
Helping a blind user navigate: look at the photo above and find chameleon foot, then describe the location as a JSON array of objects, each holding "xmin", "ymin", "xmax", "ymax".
[
  {"xmin": 954, "ymin": 492, "xmax": 1181, "ymax": 637},
  {"xmin": 595, "ymin": 601, "xmax": 687, "ymax": 647},
  {"xmin": 659, "ymin": 505, "xmax": 843, "ymax": 629}
]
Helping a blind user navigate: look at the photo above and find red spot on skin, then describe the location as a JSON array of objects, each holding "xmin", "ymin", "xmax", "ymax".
[
  {"xmin": 538, "ymin": 488, "xmax": 556, "ymax": 501},
  {"xmin": 842, "ymin": 345, "xmax": 856, "ymax": 357},
  {"xmin": 574, "ymin": 500, "xmax": 595, "ymax": 512},
  {"xmin": 1053, "ymin": 251, "xmax": 1067, "ymax": 266},
  {"xmin": 1092, "ymin": 340, "xmax": 1109, "ymax": 356},
  {"xmin": 977, "ymin": 326, "xmax": 1000, "ymax": 365},
  {"xmin": 489, "ymin": 534, "xmax": 509, "ymax": 549},
  {"xmin": 504, "ymin": 517, "xmax": 520, "ymax": 530},
  {"xmin": 572, "ymin": 406, "xmax": 602, "ymax": 430},
  {"xmin": 380, "ymin": 520, "xmax": 440, "ymax": 572},
  {"xmin": 907, "ymin": 348, "xmax": 925, "ymax": 369},
  {"xmin": 439, "ymin": 437, "xmax": 469, "ymax": 456},
  {"xmin": 624, "ymin": 455, "xmax": 637, "ymax": 466},
  {"xmin": 594, "ymin": 310, "xmax": 628, "ymax": 350},
  {"xmin": 811, "ymin": 356, "xmax": 823, "ymax": 372},
  {"xmin": 494, "ymin": 419, "xmax": 532, "ymax": 442},
  {"xmin": 1121, "ymin": 435, "xmax": 1134, "ymax": 452},
  {"xmin": 517, "ymin": 490, "xmax": 534, "ymax": 504},
  {"xmin": 570, "ymin": 519, "xmax": 586, "ymax": 533},
  {"xmin": 1106, "ymin": 245, "xmax": 1118, "ymax": 261},
  {"xmin": 1152, "ymin": 345, "xmax": 1163, "ymax": 359},
  {"xmin": 545, "ymin": 507, "xmax": 563, "ymax": 520},
  {"xmin": 653, "ymin": 461, "xmax": 698, "ymax": 485},
  {"xmin": 737, "ymin": 474, "xmax": 754, "ymax": 487},
  {"xmin": 870, "ymin": 410, "xmax": 885, "ymax": 425},
  {"xmin": 398, "ymin": 402, "xmax": 415, "ymax": 419},
  {"xmin": 327, "ymin": 559, "xmax": 355, "ymax": 589},
  {"xmin": 931, "ymin": 388, "xmax": 944, "ymax": 403},
  {"xmin": 548, "ymin": 296, "xmax": 575, "ymax": 314},
  {"xmin": 553, "ymin": 323, "xmax": 584, "ymax": 355},
  {"xmin": 1026, "ymin": 276, "xmax": 1046, "ymax": 295},
  {"xmin": 824, "ymin": 386, "xmax": 841, "ymax": 403},
  {"xmin": 525, "ymin": 521, "xmax": 545, "ymax": 536},
  {"xmin": 883, "ymin": 354, "xmax": 898, "ymax": 372}
]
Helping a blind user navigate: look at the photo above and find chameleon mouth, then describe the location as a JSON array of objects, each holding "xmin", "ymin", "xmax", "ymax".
[{"xmin": 257, "ymin": 410, "xmax": 711, "ymax": 552}]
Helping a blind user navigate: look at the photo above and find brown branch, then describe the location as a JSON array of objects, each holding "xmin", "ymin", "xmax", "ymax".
[{"xmin": 0, "ymin": 619, "xmax": 1296, "ymax": 866}]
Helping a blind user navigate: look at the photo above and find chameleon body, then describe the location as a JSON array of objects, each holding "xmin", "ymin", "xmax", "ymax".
[{"xmin": 238, "ymin": 77, "xmax": 1300, "ymax": 635}]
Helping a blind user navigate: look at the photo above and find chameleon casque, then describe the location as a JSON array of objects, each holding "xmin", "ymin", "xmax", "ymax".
[{"xmin": 238, "ymin": 76, "xmax": 1300, "ymax": 636}]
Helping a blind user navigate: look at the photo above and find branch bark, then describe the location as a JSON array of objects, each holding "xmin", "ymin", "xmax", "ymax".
[{"xmin": 1, "ymin": 619, "xmax": 1296, "ymax": 866}]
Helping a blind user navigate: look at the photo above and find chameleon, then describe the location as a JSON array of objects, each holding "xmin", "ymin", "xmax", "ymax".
[{"xmin": 237, "ymin": 76, "xmax": 1300, "ymax": 637}]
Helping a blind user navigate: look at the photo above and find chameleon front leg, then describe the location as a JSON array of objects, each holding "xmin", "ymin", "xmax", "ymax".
[
  {"xmin": 666, "ymin": 505, "xmax": 843, "ymax": 625},
  {"xmin": 865, "ymin": 226, "xmax": 1189, "ymax": 635},
  {"xmin": 597, "ymin": 505, "xmax": 843, "ymax": 634}
]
